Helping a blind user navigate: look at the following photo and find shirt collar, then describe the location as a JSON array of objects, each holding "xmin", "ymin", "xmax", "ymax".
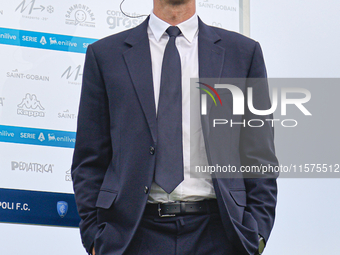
[{"xmin": 148, "ymin": 11, "xmax": 198, "ymax": 43}]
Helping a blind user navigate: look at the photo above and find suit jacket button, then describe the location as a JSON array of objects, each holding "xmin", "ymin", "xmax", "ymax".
[
  {"xmin": 149, "ymin": 146, "xmax": 155, "ymax": 155},
  {"xmin": 144, "ymin": 186, "xmax": 149, "ymax": 194}
]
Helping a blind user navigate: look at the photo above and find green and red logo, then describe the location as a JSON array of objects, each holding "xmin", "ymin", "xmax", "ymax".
[{"xmin": 197, "ymin": 82, "xmax": 223, "ymax": 107}]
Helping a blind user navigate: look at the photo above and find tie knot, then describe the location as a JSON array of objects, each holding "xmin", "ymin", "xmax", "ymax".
[{"xmin": 166, "ymin": 26, "xmax": 181, "ymax": 38}]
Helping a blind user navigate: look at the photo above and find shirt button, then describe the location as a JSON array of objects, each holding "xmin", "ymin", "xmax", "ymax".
[
  {"xmin": 144, "ymin": 186, "xmax": 149, "ymax": 194},
  {"xmin": 149, "ymin": 146, "xmax": 155, "ymax": 155}
]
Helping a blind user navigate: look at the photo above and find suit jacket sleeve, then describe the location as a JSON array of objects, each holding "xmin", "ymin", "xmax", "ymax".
[
  {"xmin": 71, "ymin": 44, "xmax": 112, "ymax": 254},
  {"xmin": 241, "ymin": 42, "xmax": 279, "ymax": 243}
]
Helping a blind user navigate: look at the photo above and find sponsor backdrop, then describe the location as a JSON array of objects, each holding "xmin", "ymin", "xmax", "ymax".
[{"xmin": 0, "ymin": 0, "xmax": 243, "ymax": 253}]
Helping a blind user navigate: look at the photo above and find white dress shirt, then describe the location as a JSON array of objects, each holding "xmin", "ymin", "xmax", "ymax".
[{"xmin": 147, "ymin": 12, "xmax": 216, "ymax": 203}]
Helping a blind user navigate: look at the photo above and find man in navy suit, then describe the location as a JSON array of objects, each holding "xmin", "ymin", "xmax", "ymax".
[{"xmin": 72, "ymin": 0, "xmax": 279, "ymax": 254}]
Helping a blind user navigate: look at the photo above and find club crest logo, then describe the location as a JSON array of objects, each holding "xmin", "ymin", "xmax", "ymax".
[{"xmin": 57, "ymin": 201, "xmax": 68, "ymax": 218}]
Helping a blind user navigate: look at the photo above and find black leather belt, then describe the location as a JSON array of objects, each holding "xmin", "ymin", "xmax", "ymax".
[{"xmin": 144, "ymin": 199, "xmax": 219, "ymax": 217}]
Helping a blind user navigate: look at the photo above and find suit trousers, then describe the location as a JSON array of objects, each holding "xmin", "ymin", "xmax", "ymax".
[{"xmin": 124, "ymin": 210, "xmax": 239, "ymax": 255}]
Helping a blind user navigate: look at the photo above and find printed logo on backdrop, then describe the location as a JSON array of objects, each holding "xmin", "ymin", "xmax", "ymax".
[
  {"xmin": 48, "ymin": 36, "xmax": 78, "ymax": 47},
  {"xmin": 38, "ymin": 132, "xmax": 45, "ymax": 141},
  {"xmin": 106, "ymin": 10, "xmax": 144, "ymax": 30},
  {"xmin": 197, "ymin": 0, "xmax": 237, "ymax": 11},
  {"xmin": 0, "ymin": 125, "xmax": 76, "ymax": 148},
  {"xmin": 0, "ymin": 31, "xmax": 17, "ymax": 41},
  {"xmin": 7, "ymin": 69, "xmax": 49, "ymax": 82},
  {"xmin": 47, "ymin": 133, "xmax": 55, "ymax": 141},
  {"xmin": 40, "ymin": 36, "xmax": 46, "ymax": 45},
  {"xmin": 57, "ymin": 201, "xmax": 68, "ymax": 218},
  {"xmin": 0, "ymin": 10, "xmax": 3, "ymax": 15},
  {"xmin": 17, "ymin": 93, "xmax": 45, "ymax": 117},
  {"xmin": 65, "ymin": 169, "xmax": 71, "ymax": 181},
  {"xmin": 0, "ymin": 97, "xmax": 4, "ymax": 106},
  {"xmin": 65, "ymin": 4, "xmax": 95, "ymax": 28},
  {"xmin": 32, "ymin": 130, "xmax": 76, "ymax": 144},
  {"xmin": 11, "ymin": 161, "xmax": 54, "ymax": 174},
  {"xmin": 36, "ymin": 35, "xmax": 78, "ymax": 48},
  {"xmin": 15, "ymin": 0, "xmax": 54, "ymax": 21},
  {"xmin": 0, "ymin": 129, "xmax": 14, "ymax": 138},
  {"xmin": 61, "ymin": 65, "xmax": 82, "ymax": 85},
  {"xmin": 212, "ymin": 22, "xmax": 222, "ymax": 28},
  {"xmin": 0, "ymin": 27, "xmax": 96, "ymax": 54},
  {"xmin": 58, "ymin": 109, "xmax": 77, "ymax": 120}
]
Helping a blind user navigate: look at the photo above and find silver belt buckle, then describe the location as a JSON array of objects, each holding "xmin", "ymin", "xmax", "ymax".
[{"xmin": 158, "ymin": 203, "xmax": 176, "ymax": 218}]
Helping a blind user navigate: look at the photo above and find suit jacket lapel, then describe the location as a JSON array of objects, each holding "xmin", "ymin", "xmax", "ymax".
[
  {"xmin": 198, "ymin": 19, "xmax": 233, "ymax": 171},
  {"xmin": 123, "ymin": 17, "xmax": 157, "ymax": 143},
  {"xmin": 198, "ymin": 18, "xmax": 226, "ymax": 123},
  {"xmin": 198, "ymin": 18, "xmax": 225, "ymax": 80}
]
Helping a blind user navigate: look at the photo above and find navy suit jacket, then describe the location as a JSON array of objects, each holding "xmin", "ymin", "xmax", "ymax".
[{"xmin": 72, "ymin": 17, "xmax": 278, "ymax": 255}]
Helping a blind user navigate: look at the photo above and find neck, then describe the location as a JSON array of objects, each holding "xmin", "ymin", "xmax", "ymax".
[{"xmin": 153, "ymin": 0, "xmax": 196, "ymax": 26}]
